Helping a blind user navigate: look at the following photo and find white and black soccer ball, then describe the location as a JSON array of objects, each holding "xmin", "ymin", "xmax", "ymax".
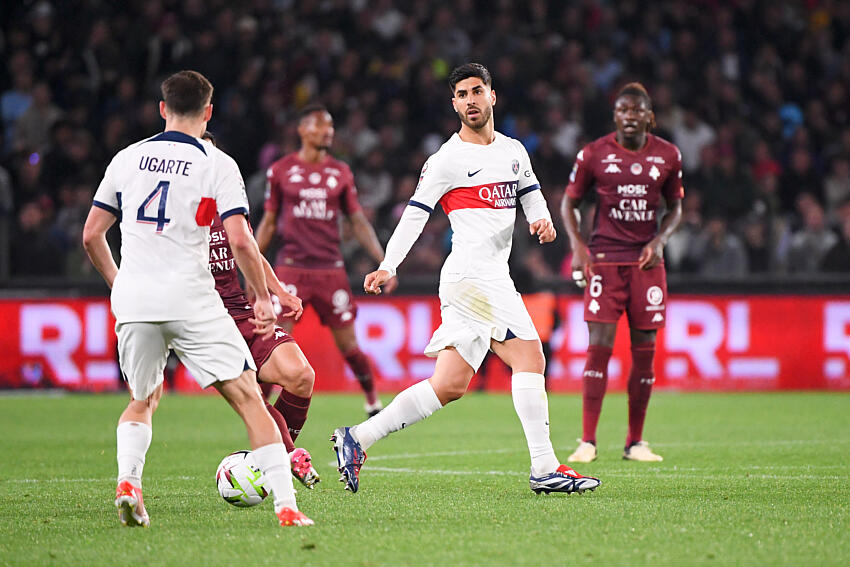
[{"xmin": 216, "ymin": 450, "xmax": 268, "ymax": 507}]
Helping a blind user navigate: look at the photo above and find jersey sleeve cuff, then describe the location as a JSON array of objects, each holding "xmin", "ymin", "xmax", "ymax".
[
  {"xmin": 407, "ymin": 200, "xmax": 433, "ymax": 214},
  {"xmin": 516, "ymin": 183, "xmax": 541, "ymax": 197},
  {"xmin": 220, "ymin": 207, "xmax": 249, "ymax": 220},
  {"xmin": 377, "ymin": 262, "xmax": 397, "ymax": 277},
  {"xmin": 92, "ymin": 200, "xmax": 121, "ymax": 218}
]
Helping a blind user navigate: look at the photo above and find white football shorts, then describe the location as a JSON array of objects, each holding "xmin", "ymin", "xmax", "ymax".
[
  {"xmin": 116, "ymin": 313, "xmax": 256, "ymax": 400},
  {"xmin": 425, "ymin": 277, "xmax": 539, "ymax": 371}
]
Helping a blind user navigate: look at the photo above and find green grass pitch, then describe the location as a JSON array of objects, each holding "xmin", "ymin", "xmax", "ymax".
[{"xmin": 0, "ymin": 391, "xmax": 847, "ymax": 566}]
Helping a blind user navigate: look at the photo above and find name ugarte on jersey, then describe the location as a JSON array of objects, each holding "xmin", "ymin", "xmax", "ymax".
[{"xmin": 138, "ymin": 156, "xmax": 192, "ymax": 176}]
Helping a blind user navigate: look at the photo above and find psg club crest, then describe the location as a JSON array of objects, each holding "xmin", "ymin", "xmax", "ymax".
[{"xmin": 511, "ymin": 159, "xmax": 520, "ymax": 174}]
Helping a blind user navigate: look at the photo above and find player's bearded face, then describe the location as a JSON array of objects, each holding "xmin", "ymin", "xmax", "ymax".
[{"xmin": 453, "ymin": 79, "xmax": 495, "ymax": 131}]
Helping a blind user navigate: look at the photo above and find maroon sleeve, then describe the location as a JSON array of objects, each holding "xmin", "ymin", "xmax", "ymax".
[
  {"xmin": 341, "ymin": 166, "xmax": 363, "ymax": 216},
  {"xmin": 662, "ymin": 145, "xmax": 685, "ymax": 201},
  {"xmin": 565, "ymin": 145, "xmax": 595, "ymax": 200},
  {"xmin": 264, "ymin": 165, "xmax": 281, "ymax": 212}
]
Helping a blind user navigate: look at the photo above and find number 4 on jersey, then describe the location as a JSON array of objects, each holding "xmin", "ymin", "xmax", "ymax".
[{"xmin": 137, "ymin": 181, "xmax": 171, "ymax": 233}]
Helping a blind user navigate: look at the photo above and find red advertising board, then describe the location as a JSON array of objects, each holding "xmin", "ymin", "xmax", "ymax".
[{"xmin": 2, "ymin": 296, "xmax": 850, "ymax": 392}]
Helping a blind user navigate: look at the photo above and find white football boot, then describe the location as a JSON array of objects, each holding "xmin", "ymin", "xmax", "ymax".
[
  {"xmin": 567, "ymin": 439, "xmax": 598, "ymax": 463},
  {"xmin": 623, "ymin": 441, "xmax": 663, "ymax": 462}
]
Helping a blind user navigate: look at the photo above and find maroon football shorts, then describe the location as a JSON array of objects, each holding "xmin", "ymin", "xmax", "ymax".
[
  {"xmin": 583, "ymin": 263, "xmax": 668, "ymax": 329},
  {"xmin": 274, "ymin": 266, "xmax": 358, "ymax": 329},
  {"xmin": 235, "ymin": 317, "xmax": 296, "ymax": 370}
]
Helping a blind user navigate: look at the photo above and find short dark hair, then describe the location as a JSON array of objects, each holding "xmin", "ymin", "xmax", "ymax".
[
  {"xmin": 161, "ymin": 70, "xmax": 213, "ymax": 116},
  {"xmin": 616, "ymin": 82, "xmax": 652, "ymax": 108},
  {"xmin": 448, "ymin": 63, "xmax": 492, "ymax": 93},
  {"xmin": 299, "ymin": 102, "xmax": 330, "ymax": 122}
]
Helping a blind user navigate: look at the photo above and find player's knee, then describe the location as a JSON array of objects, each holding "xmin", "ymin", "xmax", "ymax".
[
  {"xmin": 432, "ymin": 377, "xmax": 467, "ymax": 404},
  {"xmin": 226, "ymin": 370, "xmax": 262, "ymax": 405},
  {"xmin": 292, "ymin": 360, "xmax": 315, "ymax": 396},
  {"xmin": 588, "ymin": 324, "xmax": 616, "ymax": 347}
]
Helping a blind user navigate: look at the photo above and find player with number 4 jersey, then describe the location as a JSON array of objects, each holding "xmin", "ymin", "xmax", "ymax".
[
  {"xmin": 83, "ymin": 70, "xmax": 311, "ymax": 528},
  {"xmin": 561, "ymin": 82, "xmax": 683, "ymax": 463}
]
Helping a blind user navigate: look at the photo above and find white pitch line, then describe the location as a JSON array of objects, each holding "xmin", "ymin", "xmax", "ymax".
[{"xmin": 362, "ymin": 467, "xmax": 844, "ymax": 481}]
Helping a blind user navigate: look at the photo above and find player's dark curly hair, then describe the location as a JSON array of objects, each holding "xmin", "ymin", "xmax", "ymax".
[
  {"xmin": 299, "ymin": 102, "xmax": 330, "ymax": 121},
  {"xmin": 616, "ymin": 82, "xmax": 656, "ymax": 130},
  {"xmin": 448, "ymin": 63, "xmax": 492, "ymax": 93}
]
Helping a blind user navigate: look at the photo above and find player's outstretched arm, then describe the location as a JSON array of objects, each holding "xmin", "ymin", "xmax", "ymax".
[
  {"xmin": 560, "ymin": 193, "xmax": 593, "ymax": 287},
  {"xmin": 367, "ymin": 204, "xmax": 431, "ymax": 294},
  {"xmin": 223, "ymin": 214, "xmax": 275, "ymax": 337},
  {"xmin": 82, "ymin": 206, "xmax": 119, "ymax": 288},
  {"xmin": 638, "ymin": 197, "xmax": 683, "ymax": 270},
  {"xmin": 259, "ymin": 254, "xmax": 303, "ymax": 320},
  {"xmin": 349, "ymin": 210, "xmax": 398, "ymax": 293},
  {"xmin": 254, "ymin": 210, "xmax": 277, "ymax": 255}
]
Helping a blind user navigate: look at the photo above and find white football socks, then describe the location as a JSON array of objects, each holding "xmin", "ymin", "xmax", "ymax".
[
  {"xmin": 512, "ymin": 372, "xmax": 560, "ymax": 476},
  {"xmin": 252, "ymin": 443, "xmax": 297, "ymax": 512},
  {"xmin": 116, "ymin": 421, "xmax": 152, "ymax": 487},
  {"xmin": 351, "ymin": 379, "xmax": 443, "ymax": 450}
]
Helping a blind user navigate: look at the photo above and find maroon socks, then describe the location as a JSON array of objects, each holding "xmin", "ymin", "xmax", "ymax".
[
  {"xmin": 581, "ymin": 345, "xmax": 613, "ymax": 443},
  {"xmin": 626, "ymin": 343, "xmax": 656, "ymax": 447}
]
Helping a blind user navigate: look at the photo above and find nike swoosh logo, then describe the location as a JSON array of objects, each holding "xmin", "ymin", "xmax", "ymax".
[{"xmin": 467, "ymin": 169, "xmax": 482, "ymax": 177}]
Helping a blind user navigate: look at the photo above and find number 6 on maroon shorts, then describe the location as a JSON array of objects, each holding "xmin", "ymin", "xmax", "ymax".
[{"xmin": 583, "ymin": 263, "xmax": 667, "ymax": 329}]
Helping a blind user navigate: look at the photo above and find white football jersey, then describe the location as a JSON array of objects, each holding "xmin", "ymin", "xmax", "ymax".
[
  {"xmin": 409, "ymin": 132, "xmax": 548, "ymax": 282},
  {"xmin": 93, "ymin": 131, "xmax": 249, "ymax": 323}
]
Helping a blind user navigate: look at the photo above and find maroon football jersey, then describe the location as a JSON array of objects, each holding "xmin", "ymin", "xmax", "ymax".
[
  {"xmin": 265, "ymin": 153, "xmax": 362, "ymax": 269},
  {"xmin": 565, "ymin": 133, "xmax": 684, "ymax": 263},
  {"xmin": 209, "ymin": 214, "xmax": 253, "ymax": 320}
]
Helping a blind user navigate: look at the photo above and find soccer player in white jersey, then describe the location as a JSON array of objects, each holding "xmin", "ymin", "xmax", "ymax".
[
  {"xmin": 331, "ymin": 63, "xmax": 600, "ymax": 495},
  {"xmin": 82, "ymin": 70, "xmax": 313, "ymax": 527}
]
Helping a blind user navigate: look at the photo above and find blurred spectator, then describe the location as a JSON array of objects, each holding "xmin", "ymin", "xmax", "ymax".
[
  {"xmin": 1, "ymin": 52, "xmax": 34, "ymax": 153},
  {"xmin": 821, "ymin": 217, "xmax": 850, "ymax": 273},
  {"xmin": 780, "ymin": 148, "xmax": 823, "ymax": 212},
  {"xmin": 10, "ymin": 200, "xmax": 63, "ymax": 276},
  {"xmin": 686, "ymin": 215, "xmax": 748, "ymax": 277},
  {"xmin": 13, "ymin": 82, "xmax": 62, "ymax": 154},
  {"xmin": 784, "ymin": 200, "xmax": 838, "ymax": 273},
  {"xmin": 673, "ymin": 108, "xmax": 716, "ymax": 174},
  {"xmin": 824, "ymin": 156, "xmax": 850, "ymax": 218}
]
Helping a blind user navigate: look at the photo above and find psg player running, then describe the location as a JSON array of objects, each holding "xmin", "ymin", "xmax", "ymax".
[
  {"xmin": 560, "ymin": 83, "xmax": 683, "ymax": 463},
  {"xmin": 331, "ymin": 63, "xmax": 600, "ymax": 495},
  {"xmin": 256, "ymin": 104, "xmax": 395, "ymax": 417},
  {"xmin": 83, "ymin": 70, "xmax": 311, "ymax": 528},
  {"xmin": 202, "ymin": 132, "xmax": 319, "ymax": 489}
]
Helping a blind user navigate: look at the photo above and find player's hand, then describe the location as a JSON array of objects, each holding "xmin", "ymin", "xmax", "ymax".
[
  {"xmin": 570, "ymin": 243, "xmax": 593, "ymax": 288},
  {"xmin": 364, "ymin": 270, "xmax": 392, "ymax": 295},
  {"xmin": 250, "ymin": 297, "xmax": 277, "ymax": 339},
  {"xmin": 276, "ymin": 291, "xmax": 303, "ymax": 321},
  {"xmin": 638, "ymin": 238, "xmax": 664, "ymax": 270},
  {"xmin": 529, "ymin": 219, "xmax": 556, "ymax": 244},
  {"xmin": 381, "ymin": 274, "xmax": 399, "ymax": 294}
]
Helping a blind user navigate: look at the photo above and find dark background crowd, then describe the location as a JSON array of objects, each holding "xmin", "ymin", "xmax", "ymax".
[{"xmin": 2, "ymin": 0, "xmax": 849, "ymax": 287}]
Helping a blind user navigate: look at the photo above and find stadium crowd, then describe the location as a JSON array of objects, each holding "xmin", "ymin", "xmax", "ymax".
[{"xmin": 2, "ymin": 0, "xmax": 849, "ymax": 281}]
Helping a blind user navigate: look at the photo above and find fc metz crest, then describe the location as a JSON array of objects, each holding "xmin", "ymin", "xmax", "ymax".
[{"xmin": 511, "ymin": 159, "xmax": 520, "ymax": 174}]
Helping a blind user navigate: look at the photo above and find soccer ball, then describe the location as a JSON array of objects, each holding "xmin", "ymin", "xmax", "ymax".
[{"xmin": 216, "ymin": 450, "xmax": 268, "ymax": 507}]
